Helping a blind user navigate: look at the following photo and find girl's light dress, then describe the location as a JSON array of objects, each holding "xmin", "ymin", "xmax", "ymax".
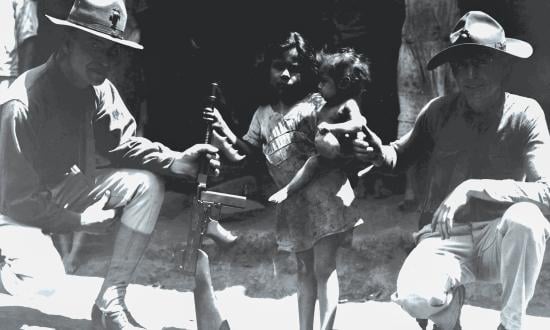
[{"xmin": 243, "ymin": 94, "xmax": 363, "ymax": 252}]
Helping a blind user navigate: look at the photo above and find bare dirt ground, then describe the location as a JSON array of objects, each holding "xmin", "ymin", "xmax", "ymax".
[{"xmin": 1, "ymin": 178, "xmax": 549, "ymax": 329}]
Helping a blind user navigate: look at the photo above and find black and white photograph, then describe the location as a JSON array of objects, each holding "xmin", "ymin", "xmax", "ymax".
[{"xmin": 0, "ymin": 0, "xmax": 549, "ymax": 329}]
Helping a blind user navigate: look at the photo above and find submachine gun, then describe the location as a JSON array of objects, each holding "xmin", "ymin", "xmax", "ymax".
[{"xmin": 181, "ymin": 82, "xmax": 247, "ymax": 277}]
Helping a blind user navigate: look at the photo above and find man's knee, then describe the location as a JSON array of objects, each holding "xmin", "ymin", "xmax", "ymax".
[
  {"xmin": 132, "ymin": 170, "xmax": 165, "ymax": 201},
  {"xmin": 1, "ymin": 264, "xmax": 65, "ymax": 297},
  {"xmin": 392, "ymin": 291, "xmax": 449, "ymax": 319},
  {"xmin": 394, "ymin": 267, "xmax": 455, "ymax": 319},
  {"xmin": 0, "ymin": 229, "xmax": 65, "ymax": 297},
  {"xmin": 393, "ymin": 240, "xmax": 461, "ymax": 319},
  {"xmin": 118, "ymin": 170, "xmax": 165, "ymax": 234},
  {"xmin": 501, "ymin": 202, "xmax": 550, "ymax": 240}
]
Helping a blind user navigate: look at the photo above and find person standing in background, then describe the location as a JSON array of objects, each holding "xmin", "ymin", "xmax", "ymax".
[
  {"xmin": 0, "ymin": 0, "xmax": 38, "ymax": 94},
  {"xmin": 396, "ymin": 0, "xmax": 459, "ymax": 212}
]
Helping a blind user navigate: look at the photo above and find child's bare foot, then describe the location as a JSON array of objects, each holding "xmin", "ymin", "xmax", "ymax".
[
  {"xmin": 62, "ymin": 253, "xmax": 79, "ymax": 274},
  {"xmin": 268, "ymin": 189, "xmax": 288, "ymax": 204},
  {"xmin": 57, "ymin": 233, "xmax": 71, "ymax": 257}
]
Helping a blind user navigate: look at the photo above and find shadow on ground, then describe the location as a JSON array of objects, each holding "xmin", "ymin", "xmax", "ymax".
[
  {"xmin": 0, "ymin": 306, "xmax": 89, "ymax": 329},
  {"xmin": 66, "ymin": 189, "xmax": 550, "ymax": 318}
]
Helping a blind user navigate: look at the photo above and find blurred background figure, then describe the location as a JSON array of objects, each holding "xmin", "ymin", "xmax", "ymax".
[
  {"xmin": 0, "ymin": 0, "xmax": 38, "ymax": 94},
  {"xmin": 109, "ymin": 0, "xmax": 148, "ymax": 136},
  {"xmin": 396, "ymin": 0, "xmax": 459, "ymax": 212}
]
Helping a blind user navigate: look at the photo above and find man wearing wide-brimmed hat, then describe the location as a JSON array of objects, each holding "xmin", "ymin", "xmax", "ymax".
[
  {"xmin": 0, "ymin": 0, "xmax": 232, "ymax": 329},
  {"xmin": 354, "ymin": 11, "xmax": 550, "ymax": 330}
]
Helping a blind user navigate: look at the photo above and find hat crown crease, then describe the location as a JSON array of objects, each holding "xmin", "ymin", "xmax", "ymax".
[
  {"xmin": 68, "ymin": 0, "xmax": 127, "ymax": 38},
  {"xmin": 449, "ymin": 11, "xmax": 506, "ymax": 50}
]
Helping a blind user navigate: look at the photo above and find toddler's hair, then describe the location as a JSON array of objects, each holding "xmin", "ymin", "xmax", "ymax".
[
  {"xmin": 318, "ymin": 48, "xmax": 371, "ymax": 100},
  {"xmin": 255, "ymin": 31, "xmax": 318, "ymax": 105}
]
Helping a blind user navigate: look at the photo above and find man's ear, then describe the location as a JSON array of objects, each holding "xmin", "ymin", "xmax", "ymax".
[
  {"xmin": 337, "ymin": 76, "xmax": 351, "ymax": 90},
  {"xmin": 61, "ymin": 30, "xmax": 76, "ymax": 55},
  {"xmin": 498, "ymin": 54, "xmax": 515, "ymax": 80}
]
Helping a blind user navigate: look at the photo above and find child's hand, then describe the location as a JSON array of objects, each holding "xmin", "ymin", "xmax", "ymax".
[
  {"xmin": 203, "ymin": 107, "xmax": 237, "ymax": 145},
  {"xmin": 211, "ymin": 130, "xmax": 246, "ymax": 162},
  {"xmin": 268, "ymin": 188, "xmax": 289, "ymax": 204}
]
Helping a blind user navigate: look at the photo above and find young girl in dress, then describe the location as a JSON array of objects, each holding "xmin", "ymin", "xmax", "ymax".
[
  {"xmin": 268, "ymin": 47, "xmax": 371, "ymax": 203},
  {"xmin": 209, "ymin": 32, "xmax": 363, "ymax": 330}
]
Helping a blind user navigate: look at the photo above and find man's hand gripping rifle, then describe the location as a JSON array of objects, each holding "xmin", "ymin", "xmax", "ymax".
[{"xmin": 181, "ymin": 83, "xmax": 247, "ymax": 277}]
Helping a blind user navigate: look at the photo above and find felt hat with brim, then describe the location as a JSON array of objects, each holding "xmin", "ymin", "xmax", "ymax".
[
  {"xmin": 427, "ymin": 11, "xmax": 531, "ymax": 70},
  {"xmin": 46, "ymin": 0, "xmax": 142, "ymax": 50}
]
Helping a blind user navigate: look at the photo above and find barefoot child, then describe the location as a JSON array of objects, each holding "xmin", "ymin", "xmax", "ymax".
[
  {"xmin": 269, "ymin": 48, "xmax": 371, "ymax": 203},
  {"xmin": 208, "ymin": 32, "xmax": 363, "ymax": 330},
  {"xmin": 57, "ymin": 231, "xmax": 86, "ymax": 273}
]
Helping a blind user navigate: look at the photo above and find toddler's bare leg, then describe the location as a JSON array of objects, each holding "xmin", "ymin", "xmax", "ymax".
[
  {"xmin": 269, "ymin": 155, "xmax": 320, "ymax": 203},
  {"xmin": 314, "ymin": 234, "xmax": 341, "ymax": 330},
  {"xmin": 62, "ymin": 232, "xmax": 86, "ymax": 274},
  {"xmin": 57, "ymin": 233, "xmax": 71, "ymax": 258},
  {"xmin": 296, "ymin": 249, "xmax": 316, "ymax": 330}
]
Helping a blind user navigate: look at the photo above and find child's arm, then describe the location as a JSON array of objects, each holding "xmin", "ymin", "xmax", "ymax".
[
  {"xmin": 318, "ymin": 99, "xmax": 366, "ymax": 135},
  {"xmin": 268, "ymin": 155, "xmax": 321, "ymax": 203},
  {"xmin": 211, "ymin": 130, "xmax": 258, "ymax": 160},
  {"xmin": 206, "ymin": 108, "xmax": 258, "ymax": 161}
]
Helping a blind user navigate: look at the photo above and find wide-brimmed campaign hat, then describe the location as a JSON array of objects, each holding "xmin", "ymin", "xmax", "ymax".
[
  {"xmin": 427, "ymin": 11, "xmax": 532, "ymax": 70},
  {"xmin": 46, "ymin": 0, "xmax": 142, "ymax": 50}
]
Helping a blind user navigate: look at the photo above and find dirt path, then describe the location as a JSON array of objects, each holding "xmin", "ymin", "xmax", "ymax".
[
  {"xmin": 72, "ymin": 191, "xmax": 550, "ymax": 316},
  {"xmin": 1, "ymin": 190, "xmax": 549, "ymax": 329}
]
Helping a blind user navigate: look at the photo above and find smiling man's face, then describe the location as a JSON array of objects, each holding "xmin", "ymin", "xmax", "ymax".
[
  {"xmin": 64, "ymin": 30, "xmax": 121, "ymax": 87},
  {"xmin": 450, "ymin": 49, "xmax": 511, "ymax": 111}
]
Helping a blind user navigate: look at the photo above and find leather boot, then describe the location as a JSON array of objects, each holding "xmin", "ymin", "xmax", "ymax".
[
  {"xmin": 432, "ymin": 285, "xmax": 465, "ymax": 330},
  {"xmin": 91, "ymin": 304, "xmax": 145, "ymax": 329},
  {"xmin": 94, "ymin": 224, "xmax": 152, "ymax": 328}
]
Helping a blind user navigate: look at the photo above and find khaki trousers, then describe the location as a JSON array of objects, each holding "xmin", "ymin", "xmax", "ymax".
[
  {"xmin": 392, "ymin": 202, "xmax": 550, "ymax": 330},
  {"xmin": 0, "ymin": 168, "xmax": 164, "ymax": 298}
]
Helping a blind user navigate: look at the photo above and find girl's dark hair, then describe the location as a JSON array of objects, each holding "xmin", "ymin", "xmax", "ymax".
[
  {"xmin": 318, "ymin": 47, "xmax": 371, "ymax": 101},
  {"xmin": 255, "ymin": 31, "xmax": 318, "ymax": 105}
]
